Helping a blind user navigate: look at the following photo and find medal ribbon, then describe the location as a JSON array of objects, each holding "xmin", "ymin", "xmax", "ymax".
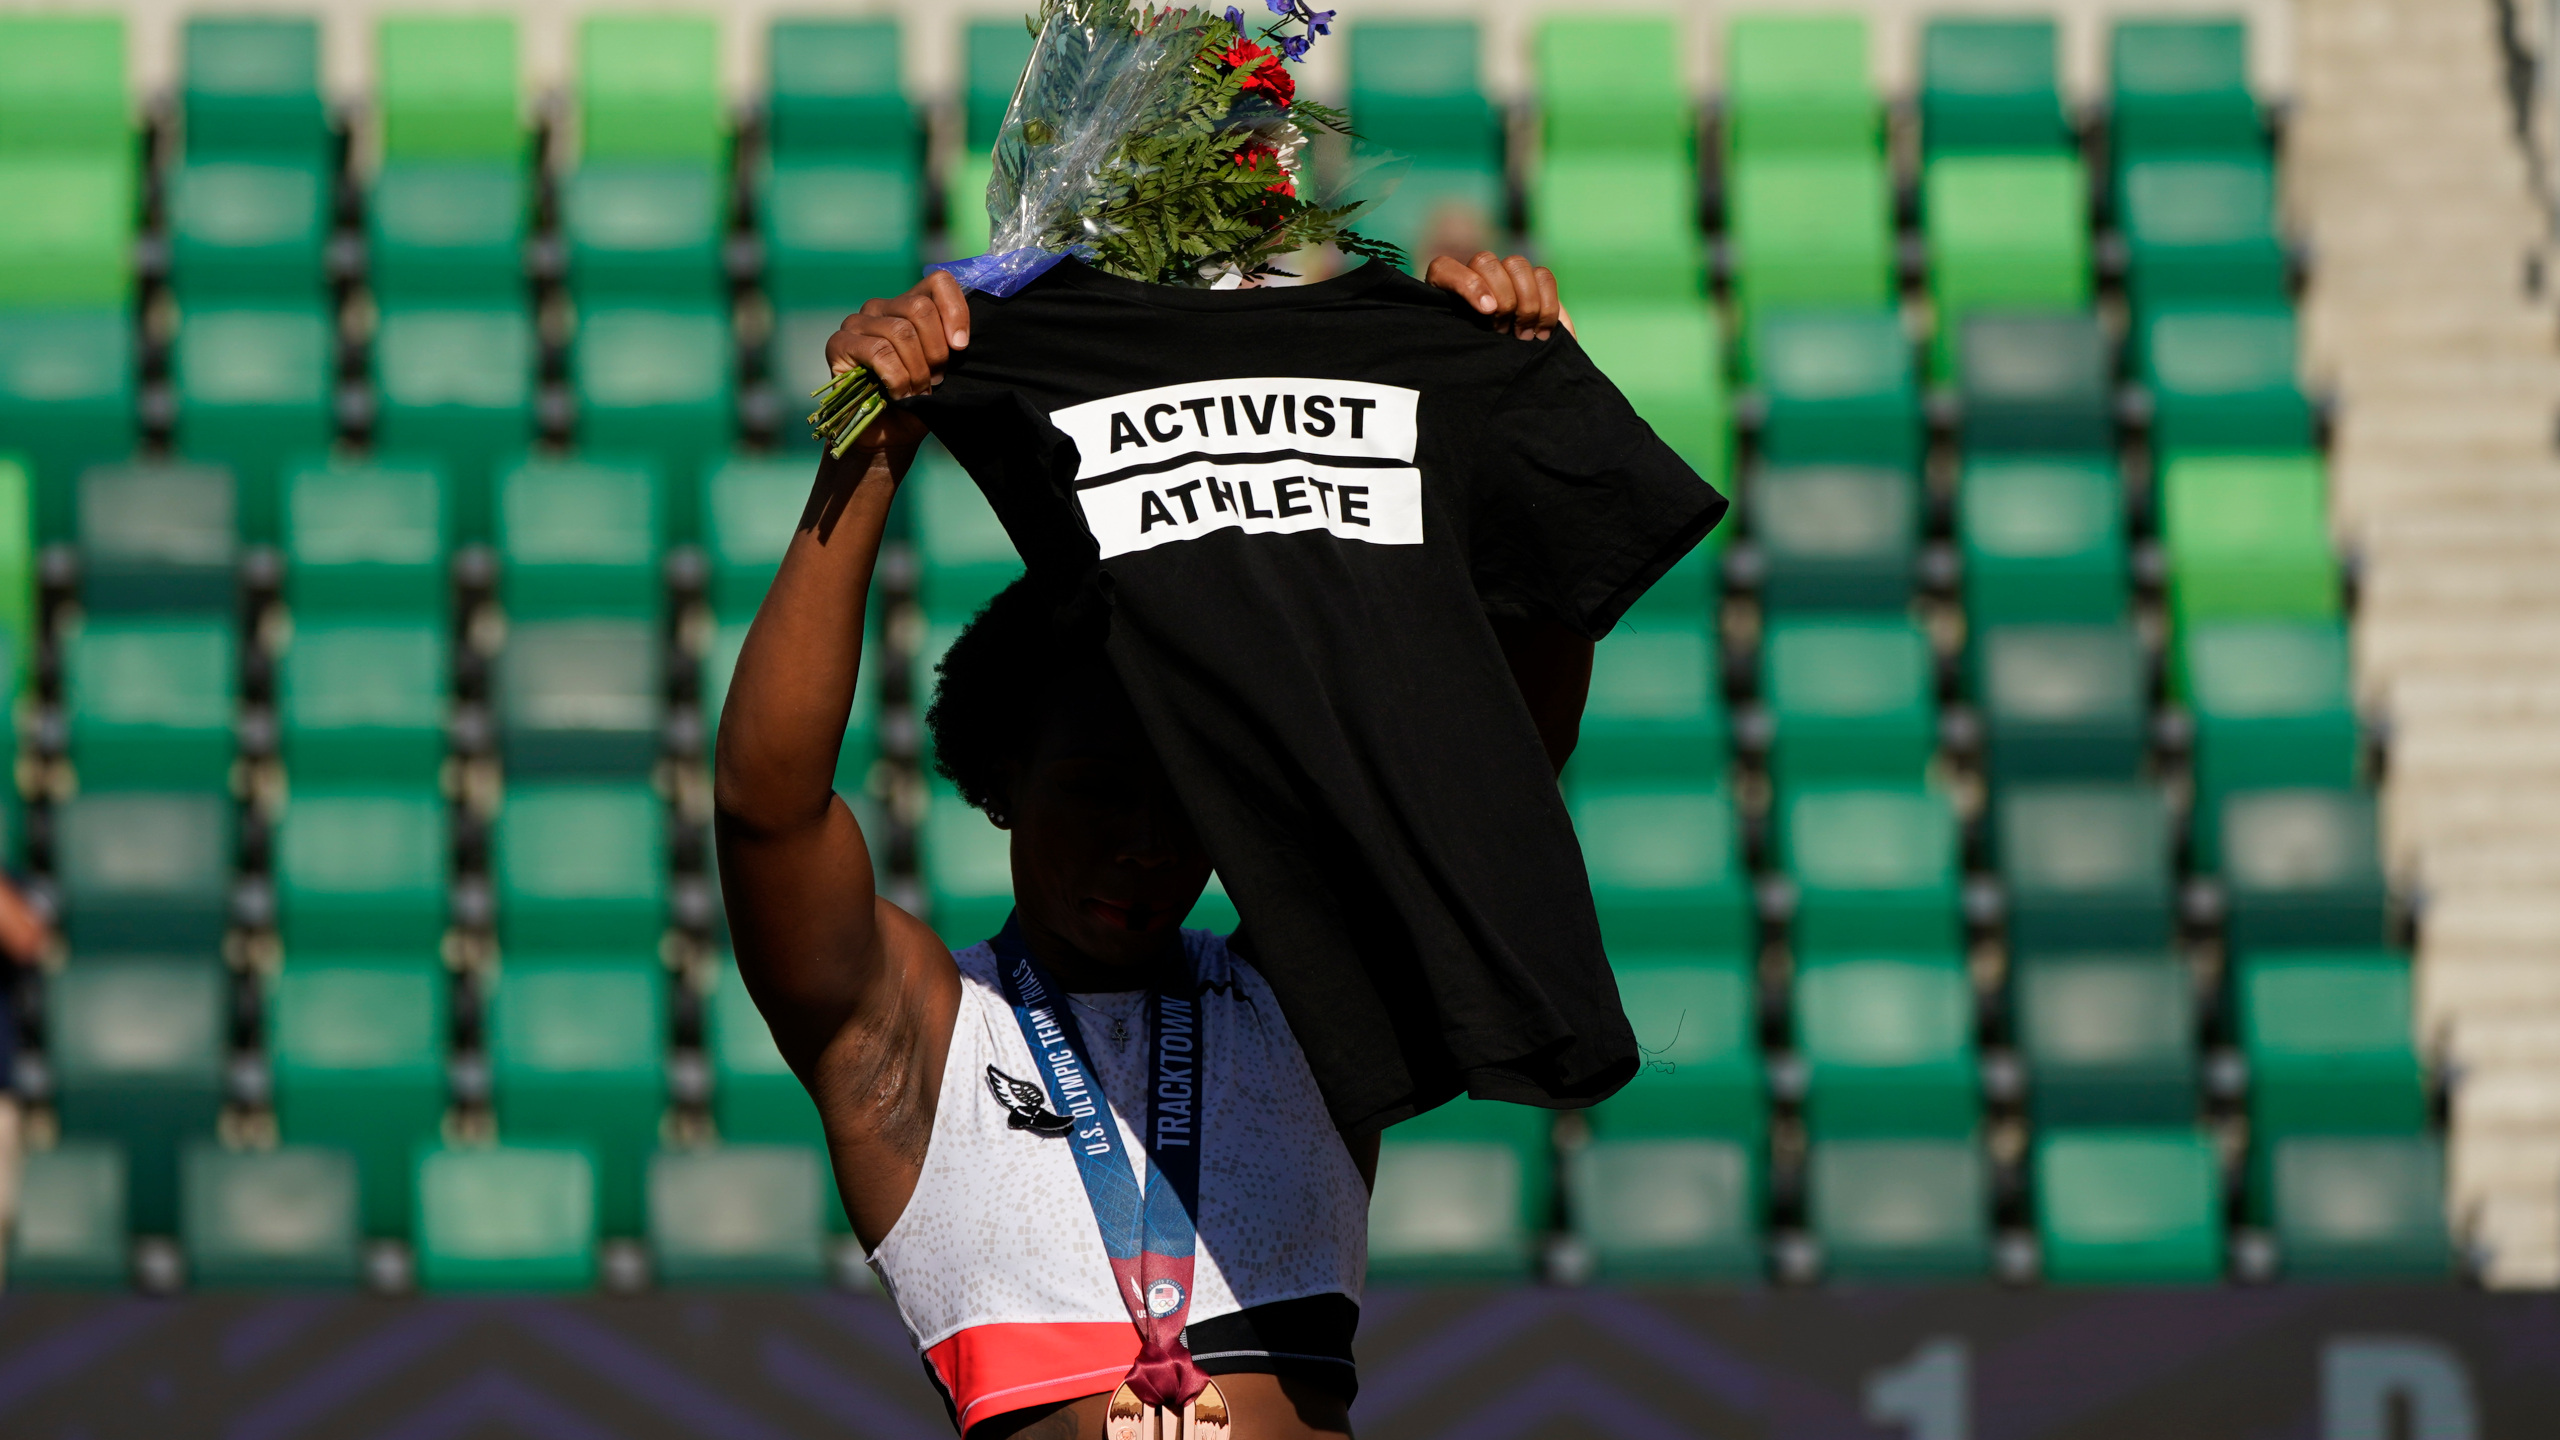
[{"xmin": 991, "ymin": 917, "xmax": 1211, "ymax": 1411}]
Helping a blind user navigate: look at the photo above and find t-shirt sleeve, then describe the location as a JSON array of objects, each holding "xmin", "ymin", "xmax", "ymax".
[{"xmin": 1461, "ymin": 334, "xmax": 1729, "ymax": 638}]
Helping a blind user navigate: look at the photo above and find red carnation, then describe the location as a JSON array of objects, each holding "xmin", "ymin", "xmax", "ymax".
[
  {"xmin": 1241, "ymin": 53, "xmax": 1295, "ymax": 104},
  {"xmin": 1218, "ymin": 36, "xmax": 1269, "ymax": 70},
  {"xmin": 1233, "ymin": 141, "xmax": 1295, "ymax": 197}
]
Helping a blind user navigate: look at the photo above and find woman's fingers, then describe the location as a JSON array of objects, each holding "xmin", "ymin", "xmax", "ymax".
[
  {"xmin": 920, "ymin": 270, "xmax": 971, "ymax": 351},
  {"xmin": 1498, "ymin": 254, "xmax": 1544, "ymax": 338},
  {"xmin": 1532, "ymin": 265, "xmax": 1562, "ymax": 339},
  {"xmin": 1424, "ymin": 254, "xmax": 1497, "ymax": 313},
  {"xmin": 1468, "ymin": 250, "xmax": 1520, "ymax": 321}
]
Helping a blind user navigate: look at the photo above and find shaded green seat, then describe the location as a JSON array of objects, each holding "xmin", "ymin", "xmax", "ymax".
[
  {"xmin": 1924, "ymin": 154, "xmax": 2090, "ymax": 371},
  {"xmin": 1569, "ymin": 304, "xmax": 1731, "ymax": 493},
  {"xmin": 709, "ymin": 955, "xmax": 821, "ymax": 1146},
  {"xmin": 0, "ymin": 156, "xmax": 134, "ymax": 308},
  {"xmin": 1997, "ymin": 783, "xmax": 2173, "ymax": 954},
  {"xmin": 2269, "ymin": 1135, "xmax": 2450, "ymax": 1279},
  {"xmin": 377, "ymin": 16, "xmax": 521, "ymax": 162},
  {"xmin": 579, "ymin": 14, "xmax": 721, "ymax": 162},
  {"xmin": 1590, "ymin": 955, "xmax": 1763, "ymax": 1138},
  {"xmin": 768, "ymin": 18, "xmax": 912, "ymax": 159},
  {"xmin": 1956, "ymin": 312, "xmax": 2112, "ymax": 456},
  {"xmin": 650, "ymin": 1145, "xmax": 829, "ymax": 1284},
  {"xmin": 572, "ymin": 307, "xmax": 732, "ymax": 528},
  {"xmin": 1350, "ymin": 21, "xmax": 1503, "ymax": 264},
  {"xmin": 2164, "ymin": 452, "xmax": 2338, "ymax": 624},
  {"xmin": 1369, "ymin": 1099, "xmax": 1550, "ymax": 1280},
  {"xmin": 1762, "ymin": 618, "xmax": 1936, "ymax": 784},
  {"xmin": 964, "ymin": 19, "xmax": 1037, "ymax": 153},
  {"xmin": 369, "ymin": 164, "xmax": 527, "ymax": 303},
  {"xmin": 915, "ymin": 445, "xmax": 1022, "ymax": 621},
  {"xmin": 1568, "ymin": 1137, "xmax": 1759, "ymax": 1280},
  {"xmin": 1534, "ymin": 15, "xmax": 1688, "ymax": 155},
  {"xmin": 283, "ymin": 459, "xmax": 447, "ymax": 618},
  {"xmin": 2035, "ymin": 1127, "xmax": 2223, "ymax": 1283},
  {"xmin": 173, "ymin": 304, "xmax": 333, "ymax": 532},
  {"xmin": 499, "ymin": 618, "xmax": 662, "ymax": 778},
  {"xmin": 2219, "ymin": 788, "xmax": 2389, "ymax": 947},
  {"xmin": 1532, "ymin": 155, "xmax": 1702, "ymax": 301},
  {"xmin": 182, "ymin": 1145, "xmax": 362, "ymax": 1285},
  {"xmin": 497, "ymin": 457, "xmax": 662, "ymax": 618},
  {"xmin": 1182, "ymin": 873, "xmax": 1240, "ymax": 935},
  {"xmin": 488, "ymin": 954, "xmax": 666, "ymax": 1235},
  {"xmin": 700, "ymin": 618, "xmax": 880, "ymax": 800},
  {"xmin": 1975, "ymin": 623, "xmax": 2147, "ymax": 781},
  {"xmin": 54, "ymin": 791, "xmax": 233, "ymax": 950},
  {"xmin": 1752, "ymin": 466, "xmax": 1915, "ymax": 612},
  {"xmin": 1782, "ymin": 785, "xmax": 1962, "ymax": 954},
  {"xmin": 495, "ymin": 782, "xmax": 668, "ymax": 953},
  {"xmin": 2016, "ymin": 953, "xmax": 2198, "ymax": 1126},
  {"xmin": 51, "ymin": 956, "xmax": 228, "ymax": 1233},
  {"xmin": 2110, "ymin": 20, "xmax": 2259, "ymax": 166},
  {"xmin": 0, "ymin": 14, "xmax": 130, "ymax": 157},
  {"xmin": 1960, "ymin": 457, "xmax": 2127, "ymax": 624},
  {"xmin": 563, "ymin": 165, "xmax": 725, "ymax": 304},
  {"xmin": 276, "ymin": 786, "xmax": 448, "ymax": 951},
  {"xmin": 415, "ymin": 1144, "xmax": 598, "ymax": 1291},
  {"xmin": 1569, "ymin": 619, "xmax": 1727, "ymax": 784},
  {"xmin": 762, "ymin": 158, "xmax": 921, "ymax": 311},
  {"xmin": 66, "ymin": 618, "xmax": 236, "ymax": 789},
  {"xmin": 2140, "ymin": 305, "xmax": 2313, "ymax": 458},
  {"xmin": 182, "ymin": 17, "xmax": 326, "ymax": 163},
  {"xmin": 167, "ymin": 159, "xmax": 329, "ymax": 301},
  {"xmin": 1750, "ymin": 310, "xmax": 1918, "ymax": 470},
  {"xmin": 373, "ymin": 306, "xmax": 536, "ymax": 534},
  {"xmin": 7, "ymin": 1143, "xmax": 128, "ymax": 1287},
  {"xmin": 1724, "ymin": 14, "xmax": 1876, "ymax": 156},
  {"xmin": 2238, "ymin": 950, "xmax": 2423, "ymax": 1139},
  {"xmin": 2181, "ymin": 620, "xmax": 2358, "ymax": 834},
  {"xmin": 1810, "ymin": 1137, "xmax": 1990, "ymax": 1279},
  {"xmin": 1727, "ymin": 155, "xmax": 1894, "ymax": 317},
  {"xmin": 923, "ymin": 784, "xmax": 1012, "ymax": 949},
  {"xmin": 1921, "ymin": 18, "xmax": 2065, "ymax": 155},
  {"xmin": 1624, "ymin": 545, "xmax": 1716, "ymax": 623},
  {"xmin": 79, "ymin": 461, "xmax": 236, "ymax": 615},
  {"xmin": 704, "ymin": 456, "xmax": 810, "ymax": 617},
  {"xmin": 269, "ymin": 955, "xmax": 448, "ymax": 1236},
  {"xmin": 1794, "ymin": 951, "xmax": 1976, "ymax": 1136},
  {"xmin": 2122, "ymin": 157, "xmax": 2285, "ymax": 310},
  {"xmin": 0, "ymin": 312, "xmax": 133, "ymax": 542},
  {"xmin": 1571, "ymin": 783, "xmax": 1751, "ymax": 953},
  {"xmin": 280, "ymin": 619, "xmax": 446, "ymax": 784}
]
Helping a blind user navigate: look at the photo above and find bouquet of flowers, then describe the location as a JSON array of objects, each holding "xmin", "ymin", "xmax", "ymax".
[{"xmin": 810, "ymin": 0, "xmax": 1405, "ymax": 456}]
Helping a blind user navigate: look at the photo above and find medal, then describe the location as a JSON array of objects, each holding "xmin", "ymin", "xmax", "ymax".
[{"xmin": 1106, "ymin": 1376, "xmax": 1230, "ymax": 1440}]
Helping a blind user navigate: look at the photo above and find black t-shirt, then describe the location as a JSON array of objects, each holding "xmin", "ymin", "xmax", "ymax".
[{"xmin": 908, "ymin": 259, "xmax": 1728, "ymax": 1133}]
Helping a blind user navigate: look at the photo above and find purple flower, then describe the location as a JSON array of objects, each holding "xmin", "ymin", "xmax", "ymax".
[
  {"xmin": 1264, "ymin": 0, "xmax": 1292, "ymax": 14},
  {"xmin": 1226, "ymin": 6, "xmax": 1245, "ymax": 29},
  {"xmin": 1278, "ymin": 32, "xmax": 1311, "ymax": 60},
  {"xmin": 1307, "ymin": 8, "xmax": 1335, "ymax": 33}
]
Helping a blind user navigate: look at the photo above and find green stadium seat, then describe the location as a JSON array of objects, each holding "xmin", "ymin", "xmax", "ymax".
[
  {"xmin": 1532, "ymin": 155, "xmax": 1703, "ymax": 300},
  {"xmin": 1997, "ymin": 784, "xmax": 2173, "ymax": 954},
  {"xmin": 495, "ymin": 782, "xmax": 668, "ymax": 953},
  {"xmin": 2269, "ymin": 1136, "xmax": 2450, "ymax": 1279},
  {"xmin": 1761, "ymin": 618, "xmax": 1936, "ymax": 784},
  {"xmin": 373, "ymin": 306, "xmax": 535, "ymax": 535},
  {"xmin": 488, "ymin": 954, "xmax": 666, "ymax": 1235},
  {"xmin": 2035, "ymin": 1128, "xmax": 2223, "ymax": 1283},
  {"xmin": 708, "ymin": 956, "xmax": 821, "ymax": 1146},
  {"xmin": 1588, "ymin": 955, "xmax": 1762, "ymax": 1138},
  {"xmin": 66, "ymin": 618, "xmax": 235, "ymax": 789},
  {"xmin": 965, "ymin": 21, "xmax": 1038, "ymax": 152},
  {"xmin": 1956, "ymin": 311, "xmax": 2112, "ymax": 456},
  {"xmin": 1794, "ymin": 951, "xmax": 1976, "ymax": 1136},
  {"xmin": 767, "ymin": 309, "xmax": 842, "ymax": 438},
  {"xmin": 1624, "ymin": 545, "xmax": 1716, "ymax": 623},
  {"xmin": 650, "ymin": 1145, "xmax": 829, "ymax": 1284},
  {"xmin": 0, "ymin": 458, "xmax": 32, "ymax": 677},
  {"xmin": 54, "ymin": 791, "xmax": 232, "ymax": 950},
  {"xmin": 181, "ymin": 17, "xmax": 327, "ymax": 164},
  {"xmin": 1724, "ymin": 14, "xmax": 1876, "ymax": 156},
  {"xmin": 563, "ymin": 165, "xmax": 725, "ymax": 304},
  {"xmin": 1536, "ymin": 16, "xmax": 1688, "ymax": 155},
  {"xmin": 1349, "ymin": 22, "xmax": 1502, "ymax": 264},
  {"xmin": 2219, "ymin": 788, "xmax": 2389, "ymax": 947},
  {"xmin": 173, "ymin": 304, "xmax": 334, "ymax": 533},
  {"xmin": 415, "ymin": 1144, "xmax": 598, "ymax": 1290},
  {"xmin": 1569, "ymin": 619, "xmax": 1727, "ymax": 785},
  {"xmin": 1568, "ymin": 1137, "xmax": 1759, "ymax": 1280},
  {"xmin": 915, "ymin": 446, "xmax": 1021, "ymax": 622},
  {"xmin": 924, "ymin": 784, "xmax": 1013, "ymax": 949},
  {"xmin": 2238, "ymin": 950, "xmax": 2423, "ymax": 1138},
  {"xmin": 269, "ymin": 955, "xmax": 448, "ymax": 1236},
  {"xmin": 1727, "ymin": 155, "xmax": 1895, "ymax": 317},
  {"xmin": 1921, "ymin": 18, "xmax": 2066, "ymax": 155},
  {"xmin": 1960, "ymin": 456, "xmax": 2128, "ymax": 625},
  {"xmin": 283, "ymin": 459, "xmax": 447, "ymax": 618},
  {"xmin": 1750, "ymin": 310, "xmax": 1918, "ymax": 470},
  {"xmin": 2164, "ymin": 453, "xmax": 2338, "ymax": 624},
  {"xmin": 0, "ymin": 312, "xmax": 133, "ymax": 542},
  {"xmin": 2122, "ymin": 157, "xmax": 2286, "ymax": 310},
  {"xmin": 945, "ymin": 154, "xmax": 996, "ymax": 257},
  {"xmin": 369, "ymin": 164, "xmax": 527, "ymax": 303},
  {"xmin": 2181, "ymin": 621, "xmax": 2359, "ymax": 831},
  {"xmin": 2110, "ymin": 20, "xmax": 2259, "ymax": 166},
  {"xmin": 2015, "ymin": 953, "xmax": 2198, "ymax": 1126},
  {"xmin": 578, "ymin": 15, "xmax": 722, "ymax": 163},
  {"xmin": 1369, "ymin": 1099, "xmax": 1550, "ymax": 1280},
  {"xmin": 1782, "ymin": 785, "xmax": 1962, "ymax": 954},
  {"xmin": 167, "ymin": 159, "xmax": 330, "ymax": 302},
  {"xmin": 280, "ymin": 619, "xmax": 447, "ymax": 784},
  {"xmin": 377, "ymin": 16, "xmax": 522, "ymax": 162},
  {"xmin": 0, "ymin": 155, "xmax": 135, "ymax": 308},
  {"xmin": 497, "ymin": 457, "xmax": 662, "ymax": 618},
  {"xmin": 1975, "ymin": 623, "xmax": 2147, "ymax": 781},
  {"xmin": 1569, "ymin": 304, "xmax": 1731, "ymax": 494},
  {"xmin": 78, "ymin": 461, "xmax": 235, "ymax": 615},
  {"xmin": 1571, "ymin": 783, "xmax": 1752, "ymax": 954},
  {"xmin": 762, "ymin": 158, "xmax": 921, "ymax": 311},
  {"xmin": 182, "ymin": 1145, "xmax": 362, "ymax": 1285},
  {"xmin": 768, "ymin": 19, "xmax": 912, "ymax": 159},
  {"xmin": 1752, "ymin": 465, "xmax": 1916, "ymax": 611},
  {"xmin": 276, "ymin": 787, "xmax": 448, "ymax": 951},
  {"xmin": 51, "ymin": 956, "xmax": 228, "ymax": 1233},
  {"xmin": 1924, "ymin": 154, "xmax": 2089, "ymax": 371},
  {"xmin": 704, "ymin": 456, "xmax": 809, "ymax": 616},
  {"xmin": 700, "ymin": 619, "xmax": 880, "ymax": 800},
  {"xmin": 1810, "ymin": 1137, "xmax": 1990, "ymax": 1279},
  {"xmin": 1183, "ymin": 873, "xmax": 1240, "ymax": 935},
  {"xmin": 0, "ymin": 14, "xmax": 129, "ymax": 156},
  {"xmin": 7, "ymin": 1143, "xmax": 128, "ymax": 1287},
  {"xmin": 2140, "ymin": 304, "xmax": 2313, "ymax": 458},
  {"xmin": 572, "ymin": 308, "xmax": 732, "ymax": 533},
  {"xmin": 499, "ymin": 618, "xmax": 663, "ymax": 777}
]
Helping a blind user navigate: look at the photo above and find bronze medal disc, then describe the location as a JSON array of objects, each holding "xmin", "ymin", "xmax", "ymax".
[{"xmin": 1105, "ymin": 1378, "xmax": 1229, "ymax": 1440}]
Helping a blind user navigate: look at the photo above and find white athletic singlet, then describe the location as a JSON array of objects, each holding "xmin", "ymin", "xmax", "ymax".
[{"xmin": 870, "ymin": 929, "xmax": 1369, "ymax": 1434}]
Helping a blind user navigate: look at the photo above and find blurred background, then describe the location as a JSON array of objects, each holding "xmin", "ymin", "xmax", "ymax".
[{"xmin": 0, "ymin": 0, "xmax": 2556, "ymax": 1433}]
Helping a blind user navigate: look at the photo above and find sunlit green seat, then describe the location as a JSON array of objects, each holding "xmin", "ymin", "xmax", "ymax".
[
  {"xmin": 915, "ymin": 445, "xmax": 1022, "ymax": 622},
  {"xmin": 499, "ymin": 618, "xmax": 662, "ymax": 778},
  {"xmin": 1762, "ymin": 618, "xmax": 1935, "ymax": 784},
  {"xmin": 1532, "ymin": 155, "xmax": 1702, "ymax": 301},
  {"xmin": 2035, "ymin": 1128, "xmax": 2223, "ymax": 1283},
  {"xmin": 1960, "ymin": 457, "xmax": 2127, "ymax": 624},
  {"xmin": 2015, "ymin": 953, "xmax": 2198, "ymax": 1126},
  {"xmin": 167, "ymin": 159, "xmax": 329, "ymax": 301},
  {"xmin": 2181, "ymin": 620, "xmax": 2358, "ymax": 835},
  {"xmin": 1725, "ymin": 14, "xmax": 1876, "ymax": 156},
  {"xmin": 1751, "ymin": 310, "xmax": 1919, "ymax": 470},
  {"xmin": 415, "ymin": 1144, "xmax": 598, "ymax": 1290},
  {"xmin": 276, "ymin": 786, "xmax": 448, "ymax": 951},
  {"xmin": 182, "ymin": 16, "xmax": 326, "ymax": 163},
  {"xmin": 703, "ymin": 456, "xmax": 810, "ymax": 617},
  {"xmin": 51, "ymin": 956, "xmax": 228, "ymax": 1233},
  {"xmin": 1727, "ymin": 156, "xmax": 1894, "ymax": 318},
  {"xmin": 1974, "ymin": 623, "xmax": 2147, "ymax": 781},
  {"xmin": 1350, "ymin": 21, "xmax": 1503, "ymax": 264},
  {"xmin": 767, "ymin": 18, "xmax": 912, "ymax": 159},
  {"xmin": 923, "ymin": 783, "xmax": 1012, "ymax": 949},
  {"xmin": 2238, "ymin": 950, "xmax": 2423, "ymax": 1139},
  {"xmin": 373, "ymin": 306, "xmax": 536, "ymax": 535},
  {"xmin": 964, "ymin": 19, "xmax": 1036, "ymax": 153},
  {"xmin": 1782, "ymin": 785, "xmax": 1962, "ymax": 954},
  {"xmin": 1570, "ymin": 304, "xmax": 1731, "ymax": 492},
  {"xmin": 2122, "ymin": 157, "xmax": 2285, "ymax": 311},
  {"xmin": 283, "ymin": 459, "xmax": 447, "ymax": 618},
  {"xmin": 0, "ymin": 14, "xmax": 130, "ymax": 157},
  {"xmin": 572, "ymin": 308, "xmax": 731, "ymax": 531},
  {"xmin": 1924, "ymin": 154, "xmax": 2089, "ymax": 372},
  {"xmin": 65, "ymin": 618, "xmax": 235, "ymax": 789},
  {"xmin": 1795, "ymin": 951, "xmax": 1976, "ymax": 1136},
  {"xmin": 944, "ymin": 154, "xmax": 996, "ymax": 256},
  {"xmin": 1956, "ymin": 312, "xmax": 2112, "ymax": 456},
  {"xmin": 1921, "ymin": 18, "xmax": 2065, "ymax": 155},
  {"xmin": 173, "ymin": 303, "xmax": 333, "ymax": 533},
  {"xmin": 1369, "ymin": 1099, "xmax": 1550, "ymax": 1280},
  {"xmin": 497, "ymin": 457, "xmax": 662, "ymax": 618},
  {"xmin": 1568, "ymin": 1137, "xmax": 1758, "ymax": 1280},
  {"xmin": 1535, "ymin": 15, "xmax": 1688, "ymax": 155},
  {"xmin": 2110, "ymin": 20, "xmax": 2259, "ymax": 167},
  {"xmin": 2219, "ymin": 788, "xmax": 2388, "ymax": 947},
  {"xmin": 7, "ymin": 1143, "xmax": 128, "ymax": 1287},
  {"xmin": 2164, "ymin": 453, "xmax": 2338, "ymax": 624},
  {"xmin": 650, "ymin": 1145, "xmax": 829, "ymax": 1284},
  {"xmin": 1997, "ymin": 783, "xmax": 2173, "ymax": 955},
  {"xmin": 0, "ymin": 156, "xmax": 134, "ymax": 308},
  {"xmin": 488, "ymin": 953, "xmax": 666, "ymax": 1235},
  {"xmin": 495, "ymin": 782, "xmax": 667, "ymax": 953},
  {"xmin": 562, "ymin": 164, "xmax": 724, "ymax": 304},
  {"xmin": 182, "ymin": 1145, "xmax": 362, "ymax": 1285},
  {"xmin": 0, "ymin": 312, "xmax": 133, "ymax": 542},
  {"xmin": 281, "ymin": 619, "xmax": 447, "ymax": 784},
  {"xmin": 377, "ymin": 15, "xmax": 522, "ymax": 162},
  {"xmin": 1810, "ymin": 1137, "xmax": 1990, "ymax": 1279},
  {"xmin": 54, "ymin": 791, "xmax": 232, "ymax": 950},
  {"xmin": 700, "ymin": 619, "xmax": 879, "ymax": 799},
  {"xmin": 368, "ymin": 163, "xmax": 526, "ymax": 303},
  {"xmin": 708, "ymin": 955, "xmax": 820, "ymax": 1146},
  {"xmin": 1571, "ymin": 782, "xmax": 1751, "ymax": 953},
  {"xmin": 2269, "ymin": 1136, "xmax": 2450, "ymax": 1279},
  {"xmin": 579, "ymin": 14, "xmax": 721, "ymax": 163},
  {"xmin": 269, "ymin": 955, "xmax": 448, "ymax": 1235},
  {"xmin": 1753, "ymin": 465, "xmax": 1915, "ymax": 612},
  {"xmin": 2140, "ymin": 304, "xmax": 2313, "ymax": 459},
  {"xmin": 1569, "ymin": 618, "xmax": 1727, "ymax": 784},
  {"xmin": 762, "ymin": 158, "xmax": 921, "ymax": 311},
  {"xmin": 78, "ymin": 461, "xmax": 236, "ymax": 615}
]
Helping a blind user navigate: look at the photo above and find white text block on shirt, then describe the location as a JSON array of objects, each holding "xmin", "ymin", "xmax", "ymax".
[
  {"xmin": 1078, "ymin": 460, "xmax": 1423, "ymax": 557},
  {"xmin": 1048, "ymin": 378, "xmax": 1421, "ymax": 481}
]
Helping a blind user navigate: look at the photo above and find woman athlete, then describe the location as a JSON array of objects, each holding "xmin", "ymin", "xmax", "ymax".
[{"xmin": 715, "ymin": 253, "xmax": 1585, "ymax": 1440}]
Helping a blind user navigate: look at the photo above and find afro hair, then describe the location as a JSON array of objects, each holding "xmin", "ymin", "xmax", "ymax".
[{"xmin": 926, "ymin": 572, "xmax": 1113, "ymax": 817}]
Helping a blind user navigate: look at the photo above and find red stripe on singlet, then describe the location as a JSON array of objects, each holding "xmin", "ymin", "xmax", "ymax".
[{"xmin": 927, "ymin": 1321, "xmax": 1140, "ymax": 1432}]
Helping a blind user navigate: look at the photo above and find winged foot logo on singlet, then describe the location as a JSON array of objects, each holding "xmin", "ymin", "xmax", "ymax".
[
  {"xmin": 1048, "ymin": 378, "xmax": 1424, "ymax": 559},
  {"xmin": 986, "ymin": 1065, "xmax": 1076, "ymax": 1137}
]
